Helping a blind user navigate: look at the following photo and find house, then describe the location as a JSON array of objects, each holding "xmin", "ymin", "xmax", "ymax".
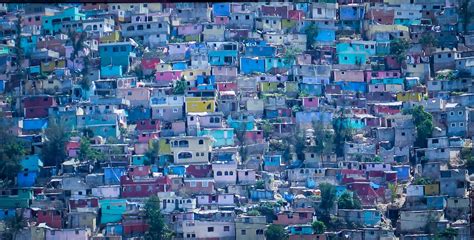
[
  {"xmin": 273, "ymin": 208, "xmax": 315, "ymax": 225},
  {"xmin": 179, "ymin": 220, "xmax": 235, "ymax": 240},
  {"xmin": 439, "ymin": 169, "xmax": 468, "ymax": 197},
  {"xmin": 212, "ymin": 160, "xmax": 237, "ymax": 187},
  {"xmin": 182, "ymin": 178, "xmax": 215, "ymax": 195},
  {"xmin": 170, "ymin": 136, "xmax": 212, "ymax": 164},
  {"xmin": 120, "ymin": 175, "xmax": 171, "ymax": 198},
  {"xmin": 399, "ymin": 210, "xmax": 444, "ymax": 233},
  {"xmin": 235, "ymin": 215, "xmax": 267, "ymax": 240},
  {"xmin": 338, "ymin": 209, "xmax": 382, "ymax": 227},
  {"xmin": 98, "ymin": 42, "xmax": 136, "ymax": 72},
  {"xmin": 42, "ymin": 7, "xmax": 85, "ymax": 35},
  {"xmin": 45, "ymin": 228, "xmax": 89, "ymax": 240},
  {"xmin": 100, "ymin": 199, "xmax": 127, "ymax": 224}
]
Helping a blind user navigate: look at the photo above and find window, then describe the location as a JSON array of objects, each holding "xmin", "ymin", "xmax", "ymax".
[
  {"xmin": 190, "ymin": 181, "xmax": 196, "ymax": 187},
  {"xmin": 241, "ymin": 230, "xmax": 246, "ymax": 235},
  {"xmin": 217, "ymin": 171, "xmax": 222, "ymax": 176},
  {"xmin": 224, "ymin": 226, "xmax": 230, "ymax": 232},
  {"xmin": 208, "ymin": 227, "xmax": 214, "ymax": 232},
  {"xmin": 460, "ymin": 122, "xmax": 464, "ymax": 127},
  {"xmin": 199, "ymin": 140, "xmax": 204, "ymax": 145},
  {"xmin": 202, "ymin": 181, "xmax": 208, "ymax": 187},
  {"xmin": 256, "ymin": 229, "xmax": 264, "ymax": 235},
  {"xmin": 459, "ymin": 111, "xmax": 463, "ymax": 115}
]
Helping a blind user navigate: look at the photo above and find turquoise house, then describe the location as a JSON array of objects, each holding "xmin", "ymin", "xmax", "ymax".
[
  {"xmin": 0, "ymin": 189, "xmax": 33, "ymax": 209},
  {"xmin": 362, "ymin": 209, "xmax": 382, "ymax": 227},
  {"xmin": 20, "ymin": 154, "xmax": 43, "ymax": 172},
  {"xmin": 42, "ymin": 7, "xmax": 85, "ymax": 35},
  {"xmin": 100, "ymin": 199, "xmax": 127, "ymax": 224},
  {"xmin": 164, "ymin": 165, "xmax": 186, "ymax": 176},
  {"xmin": 132, "ymin": 155, "xmax": 149, "ymax": 165},
  {"xmin": 334, "ymin": 117, "xmax": 365, "ymax": 130},
  {"xmin": 227, "ymin": 115, "xmax": 255, "ymax": 131},
  {"xmin": 370, "ymin": 78, "xmax": 404, "ymax": 85},
  {"xmin": 289, "ymin": 225, "xmax": 314, "ymax": 235},
  {"xmin": 198, "ymin": 128, "xmax": 235, "ymax": 147},
  {"xmin": 99, "ymin": 42, "xmax": 136, "ymax": 72},
  {"xmin": 336, "ymin": 41, "xmax": 376, "ymax": 65},
  {"xmin": 208, "ymin": 50, "xmax": 238, "ymax": 66},
  {"xmin": 265, "ymin": 57, "xmax": 292, "ymax": 72},
  {"xmin": 20, "ymin": 35, "xmax": 39, "ymax": 56},
  {"xmin": 101, "ymin": 65, "xmax": 123, "ymax": 79}
]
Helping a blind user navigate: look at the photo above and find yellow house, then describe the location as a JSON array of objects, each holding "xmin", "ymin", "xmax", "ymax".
[
  {"xmin": 424, "ymin": 183, "xmax": 440, "ymax": 196},
  {"xmin": 155, "ymin": 63, "xmax": 173, "ymax": 72},
  {"xmin": 396, "ymin": 92, "xmax": 422, "ymax": 102},
  {"xmin": 100, "ymin": 31, "xmax": 121, "ymax": 43},
  {"xmin": 185, "ymin": 97, "xmax": 216, "ymax": 113},
  {"xmin": 41, "ymin": 60, "xmax": 66, "ymax": 73},
  {"xmin": 157, "ymin": 138, "xmax": 171, "ymax": 155},
  {"xmin": 259, "ymin": 82, "xmax": 280, "ymax": 93},
  {"xmin": 366, "ymin": 25, "xmax": 409, "ymax": 40}
]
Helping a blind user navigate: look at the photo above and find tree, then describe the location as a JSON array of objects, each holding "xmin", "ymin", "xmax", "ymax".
[
  {"xmin": 419, "ymin": 34, "xmax": 437, "ymax": 53},
  {"xmin": 255, "ymin": 202, "xmax": 278, "ymax": 223},
  {"xmin": 439, "ymin": 227, "xmax": 458, "ymax": 240},
  {"xmin": 312, "ymin": 220, "xmax": 326, "ymax": 234},
  {"xmin": 311, "ymin": 119, "xmax": 335, "ymax": 159},
  {"xmin": 332, "ymin": 117, "xmax": 354, "ymax": 157},
  {"xmin": 388, "ymin": 183, "xmax": 397, "ymax": 203},
  {"xmin": 304, "ymin": 23, "xmax": 318, "ymax": 50},
  {"xmin": 265, "ymin": 224, "xmax": 288, "ymax": 240},
  {"xmin": 319, "ymin": 183, "xmax": 337, "ymax": 224},
  {"xmin": 337, "ymin": 191, "xmax": 362, "ymax": 209},
  {"xmin": 283, "ymin": 47, "xmax": 301, "ymax": 65},
  {"xmin": 145, "ymin": 140, "xmax": 160, "ymax": 165},
  {"xmin": 173, "ymin": 78, "xmax": 187, "ymax": 95},
  {"xmin": 41, "ymin": 121, "xmax": 69, "ymax": 167},
  {"xmin": 390, "ymin": 38, "xmax": 410, "ymax": 65},
  {"xmin": 0, "ymin": 127, "xmax": 26, "ymax": 185},
  {"xmin": 404, "ymin": 106, "xmax": 433, "ymax": 148},
  {"xmin": 145, "ymin": 196, "xmax": 173, "ymax": 240},
  {"xmin": 78, "ymin": 137, "xmax": 104, "ymax": 162},
  {"xmin": 459, "ymin": 0, "xmax": 473, "ymax": 34},
  {"xmin": 3, "ymin": 210, "xmax": 26, "ymax": 240}
]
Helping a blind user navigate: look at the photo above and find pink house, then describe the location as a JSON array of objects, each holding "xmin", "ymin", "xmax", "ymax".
[
  {"xmin": 127, "ymin": 165, "xmax": 151, "ymax": 177},
  {"xmin": 273, "ymin": 208, "xmax": 315, "ymax": 225},
  {"xmin": 155, "ymin": 71, "xmax": 182, "ymax": 86},
  {"xmin": 365, "ymin": 70, "xmax": 401, "ymax": 82},
  {"xmin": 244, "ymin": 130, "xmax": 264, "ymax": 144},
  {"xmin": 333, "ymin": 70, "xmax": 365, "ymax": 82},
  {"xmin": 214, "ymin": 16, "xmax": 229, "ymax": 25},
  {"xmin": 302, "ymin": 97, "xmax": 319, "ymax": 110},
  {"xmin": 136, "ymin": 119, "xmax": 160, "ymax": 132},
  {"xmin": 142, "ymin": 58, "xmax": 161, "ymax": 72},
  {"xmin": 183, "ymin": 178, "xmax": 215, "ymax": 195},
  {"xmin": 66, "ymin": 141, "xmax": 81, "ymax": 158},
  {"xmin": 288, "ymin": 10, "xmax": 305, "ymax": 20},
  {"xmin": 177, "ymin": 24, "xmax": 203, "ymax": 36},
  {"xmin": 138, "ymin": 132, "xmax": 159, "ymax": 143},
  {"xmin": 217, "ymin": 82, "xmax": 237, "ymax": 92}
]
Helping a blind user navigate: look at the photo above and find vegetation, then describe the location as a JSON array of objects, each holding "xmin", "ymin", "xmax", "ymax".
[
  {"xmin": 304, "ymin": 23, "xmax": 318, "ymax": 50},
  {"xmin": 145, "ymin": 196, "xmax": 173, "ymax": 240},
  {"xmin": 255, "ymin": 201, "xmax": 278, "ymax": 223},
  {"xmin": 459, "ymin": 0, "xmax": 473, "ymax": 34},
  {"xmin": 265, "ymin": 224, "xmax": 288, "ymax": 240},
  {"xmin": 319, "ymin": 183, "xmax": 337, "ymax": 224},
  {"xmin": 78, "ymin": 137, "xmax": 104, "ymax": 162},
  {"xmin": 41, "ymin": 121, "xmax": 69, "ymax": 167},
  {"xmin": 439, "ymin": 227, "xmax": 458, "ymax": 239},
  {"xmin": 173, "ymin": 78, "xmax": 187, "ymax": 95},
  {"xmin": 145, "ymin": 140, "xmax": 160, "ymax": 165},
  {"xmin": 332, "ymin": 117, "xmax": 355, "ymax": 157},
  {"xmin": 337, "ymin": 191, "xmax": 362, "ymax": 209},
  {"xmin": 0, "ymin": 127, "xmax": 27, "ymax": 186},
  {"xmin": 390, "ymin": 38, "xmax": 410, "ymax": 64},
  {"xmin": 404, "ymin": 106, "xmax": 434, "ymax": 148},
  {"xmin": 419, "ymin": 34, "xmax": 438, "ymax": 53},
  {"xmin": 311, "ymin": 119, "xmax": 335, "ymax": 158},
  {"xmin": 311, "ymin": 220, "xmax": 326, "ymax": 234},
  {"xmin": 2, "ymin": 211, "xmax": 27, "ymax": 240},
  {"xmin": 283, "ymin": 47, "xmax": 302, "ymax": 65}
]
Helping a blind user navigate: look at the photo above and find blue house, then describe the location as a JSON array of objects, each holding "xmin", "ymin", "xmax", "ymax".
[
  {"xmin": 196, "ymin": 75, "xmax": 216, "ymax": 90},
  {"xmin": 0, "ymin": 79, "xmax": 4, "ymax": 94},
  {"xmin": 265, "ymin": 57, "xmax": 292, "ymax": 72},
  {"xmin": 263, "ymin": 155, "xmax": 282, "ymax": 170},
  {"xmin": 22, "ymin": 118, "xmax": 48, "ymax": 132},
  {"xmin": 240, "ymin": 57, "xmax": 266, "ymax": 74},
  {"xmin": 164, "ymin": 165, "xmax": 186, "ymax": 176},
  {"xmin": 17, "ymin": 155, "xmax": 43, "ymax": 187},
  {"xmin": 339, "ymin": 4, "xmax": 365, "ymax": 32},
  {"xmin": 172, "ymin": 61, "xmax": 188, "ymax": 71},
  {"xmin": 426, "ymin": 196, "xmax": 446, "ymax": 210},
  {"xmin": 363, "ymin": 210, "xmax": 382, "ymax": 227},
  {"xmin": 336, "ymin": 41, "xmax": 376, "ymax": 65},
  {"xmin": 104, "ymin": 167, "xmax": 126, "ymax": 185},
  {"xmin": 244, "ymin": 45, "xmax": 276, "ymax": 57},
  {"xmin": 0, "ymin": 209, "xmax": 16, "ymax": 220},
  {"xmin": 213, "ymin": 3, "xmax": 230, "ymax": 16},
  {"xmin": 392, "ymin": 165, "xmax": 410, "ymax": 181},
  {"xmin": 249, "ymin": 189, "xmax": 274, "ymax": 201},
  {"xmin": 127, "ymin": 107, "xmax": 152, "ymax": 123},
  {"xmin": 335, "ymin": 81, "xmax": 367, "ymax": 93}
]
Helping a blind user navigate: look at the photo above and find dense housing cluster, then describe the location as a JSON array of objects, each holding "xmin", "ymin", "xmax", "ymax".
[{"xmin": 0, "ymin": 1, "xmax": 474, "ymax": 240}]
